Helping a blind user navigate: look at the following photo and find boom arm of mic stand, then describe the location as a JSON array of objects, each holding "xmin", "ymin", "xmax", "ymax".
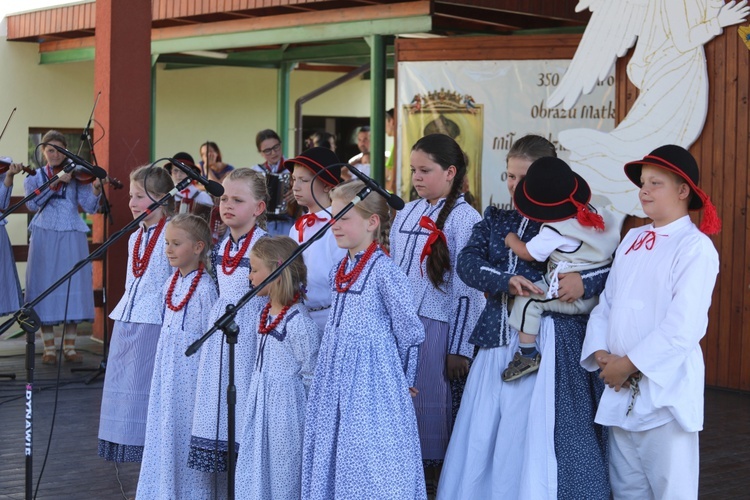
[
  {"xmin": 0, "ymin": 161, "xmax": 77, "ymax": 224},
  {"xmin": 0, "ymin": 177, "xmax": 192, "ymax": 337},
  {"xmin": 186, "ymin": 185, "xmax": 372, "ymax": 357}
]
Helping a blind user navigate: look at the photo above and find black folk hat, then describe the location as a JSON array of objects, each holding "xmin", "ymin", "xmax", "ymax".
[
  {"xmin": 624, "ymin": 145, "xmax": 703, "ymax": 209},
  {"xmin": 624, "ymin": 144, "xmax": 721, "ymax": 234},
  {"xmin": 166, "ymin": 152, "xmax": 200, "ymax": 175},
  {"xmin": 283, "ymin": 147, "xmax": 343, "ymax": 187},
  {"xmin": 514, "ymin": 156, "xmax": 604, "ymax": 229}
]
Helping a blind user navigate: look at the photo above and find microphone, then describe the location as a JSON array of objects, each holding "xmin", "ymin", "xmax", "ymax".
[
  {"xmin": 43, "ymin": 143, "xmax": 108, "ymax": 180},
  {"xmin": 169, "ymin": 157, "xmax": 225, "ymax": 197},
  {"xmin": 345, "ymin": 164, "xmax": 405, "ymax": 210}
]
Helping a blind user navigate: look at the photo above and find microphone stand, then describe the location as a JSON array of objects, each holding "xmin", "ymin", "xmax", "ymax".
[
  {"xmin": 0, "ymin": 176, "xmax": 192, "ymax": 500},
  {"xmin": 76, "ymin": 92, "xmax": 113, "ymax": 225},
  {"xmin": 186, "ymin": 184, "xmax": 374, "ymax": 500},
  {"xmin": 72, "ymin": 93, "xmax": 113, "ymax": 383},
  {"xmin": 0, "ymin": 161, "xmax": 78, "ymax": 223}
]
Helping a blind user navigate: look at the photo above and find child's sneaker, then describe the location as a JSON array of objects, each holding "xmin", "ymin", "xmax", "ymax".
[{"xmin": 502, "ymin": 352, "xmax": 541, "ymax": 382}]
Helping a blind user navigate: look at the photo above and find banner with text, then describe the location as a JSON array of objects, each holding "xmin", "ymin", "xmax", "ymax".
[{"xmin": 397, "ymin": 60, "xmax": 615, "ymax": 210}]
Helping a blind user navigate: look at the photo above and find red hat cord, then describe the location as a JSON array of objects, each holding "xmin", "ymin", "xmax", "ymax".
[
  {"xmin": 522, "ymin": 179, "xmax": 605, "ymax": 231},
  {"xmin": 293, "ymin": 154, "xmax": 339, "ymax": 187},
  {"xmin": 639, "ymin": 154, "xmax": 722, "ymax": 235}
]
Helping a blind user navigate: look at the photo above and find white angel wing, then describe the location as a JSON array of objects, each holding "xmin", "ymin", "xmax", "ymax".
[{"xmin": 547, "ymin": 0, "xmax": 650, "ymax": 109}]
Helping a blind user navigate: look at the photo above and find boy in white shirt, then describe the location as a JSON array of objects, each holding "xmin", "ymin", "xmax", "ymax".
[{"xmin": 581, "ymin": 145, "xmax": 721, "ymax": 499}]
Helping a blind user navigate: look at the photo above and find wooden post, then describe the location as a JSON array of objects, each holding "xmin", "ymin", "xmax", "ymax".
[{"xmin": 94, "ymin": 0, "xmax": 152, "ymax": 340}]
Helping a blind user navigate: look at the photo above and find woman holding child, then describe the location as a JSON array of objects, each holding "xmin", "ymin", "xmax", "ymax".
[{"xmin": 438, "ymin": 135, "xmax": 612, "ymax": 499}]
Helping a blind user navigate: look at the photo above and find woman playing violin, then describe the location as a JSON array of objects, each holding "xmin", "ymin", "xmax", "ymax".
[
  {"xmin": 0, "ymin": 158, "xmax": 24, "ymax": 319},
  {"xmin": 23, "ymin": 130, "xmax": 102, "ymax": 365}
]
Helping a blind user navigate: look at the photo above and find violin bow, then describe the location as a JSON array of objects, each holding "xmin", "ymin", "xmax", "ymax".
[{"xmin": 0, "ymin": 107, "xmax": 17, "ymax": 144}]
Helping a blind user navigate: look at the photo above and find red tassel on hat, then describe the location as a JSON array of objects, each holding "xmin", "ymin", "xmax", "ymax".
[
  {"xmin": 699, "ymin": 196, "xmax": 722, "ymax": 235},
  {"xmin": 572, "ymin": 198, "xmax": 605, "ymax": 231}
]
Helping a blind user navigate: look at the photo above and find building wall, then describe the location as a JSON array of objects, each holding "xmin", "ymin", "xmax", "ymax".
[
  {"xmin": 153, "ymin": 64, "xmax": 394, "ymax": 165},
  {"xmin": 0, "ymin": 32, "xmax": 393, "ymax": 325}
]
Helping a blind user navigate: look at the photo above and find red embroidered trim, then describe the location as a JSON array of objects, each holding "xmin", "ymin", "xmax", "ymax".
[
  {"xmin": 222, "ymin": 226, "xmax": 256, "ymax": 275},
  {"xmin": 335, "ymin": 241, "xmax": 379, "ymax": 293},
  {"xmin": 258, "ymin": 293, "xmax": 300, "ymax": 334},
  {"xmin": 166, "ymin": 263, "xmax": 204, "ymax": 312},
  {"xmin": 132, "ymin": 217, "xmax": 166, "ymax": 278}
]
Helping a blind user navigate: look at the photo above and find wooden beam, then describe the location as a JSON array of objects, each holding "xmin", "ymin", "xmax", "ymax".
[
  {"xmin": 149, "ymin": 2, "xmax": 431, "ymax": 41},
  {"xmin": 434, "ymin": 2, "xmax": 580, "ymax": 30},
  {"xmin": 396, "ymin": 34, "xmax": 582, "ymax": 62},
  {"xmin": 38, "ymin": 2, "xmax": 430, "ymax": 62}
]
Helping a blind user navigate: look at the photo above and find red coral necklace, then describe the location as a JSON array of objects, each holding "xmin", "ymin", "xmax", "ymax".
[
  {"xmin": 132, "ymin": 217, "xmax": 166, "ymax": 278},
  {"xmin": 222, "ymin": 226, "xmax": 256, "ymax": 275},
  {"xmin": 258, "ymin": 292, "xmax": 300, "ymax": 334},
  {"xmin": 335, "ymin": 241, "xmax": 379, "ymax": 293},
  {"xmin": 166, "ymin": 263, "xmax": 204, "ymax": 312}
]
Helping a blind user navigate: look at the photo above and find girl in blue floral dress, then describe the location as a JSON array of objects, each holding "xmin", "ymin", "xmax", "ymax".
[
  {"xmin": 301, "ymin": 180, "xmax": 426, "ymax": 500},
  {"xmin": 136, "ymin": 214, "xmax": 217, "ymax": 499},
  {"xmin": 390, "ymin": 134, "xmax": 485, "ymax": 486},
  {"xmin": 189, "ymin": 168, "xmax": 268, "ymax": 474},
  {"xmin": 235, "ymin": 236, "xmax": 321, "ymax": 500},
  {"xmin": 99, "ymin": 165, "xmax": 172, "ymax": 462}
]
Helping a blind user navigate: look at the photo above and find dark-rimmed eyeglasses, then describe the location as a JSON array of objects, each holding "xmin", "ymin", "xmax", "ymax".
[{"xmin": 261, "ymin": 143, "xmax": 281, "ymax": 155}]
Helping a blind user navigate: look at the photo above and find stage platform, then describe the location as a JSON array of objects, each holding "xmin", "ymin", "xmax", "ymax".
[{"xmin": 0, "ymin": 333, "xmax": 748, "ymax": 499}]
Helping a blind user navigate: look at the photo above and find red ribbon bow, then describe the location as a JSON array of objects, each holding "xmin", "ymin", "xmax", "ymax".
[
  {"xmin": 179, "ymin": 188, "xmax": 191, "ymax": 198},
  {"xmin": 295, "ymin": 213, "xmax": 328, "ymax": 242},
  {"xmin": 419, "ymin": 216, "xmax": 446, "ymax": 273}
]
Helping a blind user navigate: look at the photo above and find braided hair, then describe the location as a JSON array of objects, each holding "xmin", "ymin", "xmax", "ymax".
[{"xmin": 412, "ymin": 133, "xmax": 467, "ymax": 289}]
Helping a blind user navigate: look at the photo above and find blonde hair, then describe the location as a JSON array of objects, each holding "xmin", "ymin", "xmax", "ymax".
[
  {"xmin": 330, "ymin": 180, "xmax": 392, "ymax": 252},
  {"xmin": 130, "ymin": 165, "xmax": 175, "ymax": 215},
  {"xmin": 167, "ymin": 213, "xmax": 212, "ymax": 267},
  {"xmin": 224, "ymin": 168, "xmax": 269, "ymax": 230},
  {"xmin": 250, "ymin": 236, "xmax": 307, "ymax": 306}
]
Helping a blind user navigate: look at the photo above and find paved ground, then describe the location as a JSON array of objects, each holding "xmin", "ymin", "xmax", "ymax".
[{"xmin": 0, "ymin": 331, "xmax": 748, "ymax": 499}]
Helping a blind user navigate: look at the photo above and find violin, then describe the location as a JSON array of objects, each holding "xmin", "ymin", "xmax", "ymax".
[
  {"xmin": 71, "ymin": 169, "xmax": 123, "ymax": 189},
  {"xmin": 50, "ymin": 162, "xmax": 123, "ymax": 189},
  {"xmin": 0, "ymin": 158, "xmax": 36, "ymax": 177}
]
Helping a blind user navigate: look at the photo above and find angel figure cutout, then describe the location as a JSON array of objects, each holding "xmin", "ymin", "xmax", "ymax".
[{"xmin": 548, "ymin": 0, "xmax": 749, "ymax": 218}]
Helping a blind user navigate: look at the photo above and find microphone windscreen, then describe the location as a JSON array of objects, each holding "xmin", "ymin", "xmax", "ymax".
[
  {"xmin": 389, "ymin": 196, "xmax": 405, "ymax": 210},
  {"xmin": 91, "ymin": 165, "xmax": 109, "ymax": 179},
  {"xmin": 206, "ymin": 180, "xmax": 225, "ymax": 197}
]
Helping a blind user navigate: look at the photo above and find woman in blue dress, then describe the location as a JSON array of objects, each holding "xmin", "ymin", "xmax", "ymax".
[
  {"xmin": 0, "ymin": 160, "xmax": 23, "ymax": 318},
  {"xmin": 438, "ymin": 135, "xmax": 611, "ymax": 499},
  {"xmin": 24, "ymin": 131, "xmax": 101, "ymax": 365}
]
